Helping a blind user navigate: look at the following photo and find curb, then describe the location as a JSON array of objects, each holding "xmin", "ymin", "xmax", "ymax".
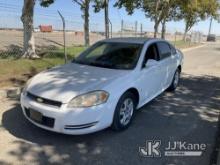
[
  {"xmin": 181, "ymin": 44, "xmax": 207, "ymax": 52},
  {"xmin": 0, "ymin": 87, "xmax": 22, "ymax": 100}
]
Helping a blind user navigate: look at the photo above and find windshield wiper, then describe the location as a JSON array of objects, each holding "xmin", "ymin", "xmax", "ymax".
[
  {"xmin": 72, "ymin": 59, "xmax": 88, "ymax": 65},
  {"xmin": 72, "ymin": 60, "xmax": 117, "ymax": 69},
  {"xmin": 88, "ymin": 61, "xmax": 114, "ymax": 68}
]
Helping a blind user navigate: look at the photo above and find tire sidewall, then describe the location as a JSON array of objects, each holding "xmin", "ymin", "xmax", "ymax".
[
  {"xmin": 112, "ymin": 92, "xmax": 137, "ymax": 131},
  {"xmin": 168, "ymin": 68, "xmax": 181, "ymax": 91}
]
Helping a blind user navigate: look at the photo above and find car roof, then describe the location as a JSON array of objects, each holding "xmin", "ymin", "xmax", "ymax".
[{"xmin": 102, "ymin": 37, "xmax": 162, "ymax": 44}]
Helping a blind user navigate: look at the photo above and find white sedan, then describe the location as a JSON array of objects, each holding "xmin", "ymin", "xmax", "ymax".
[{"xmin": 20, "ymin": 38, "xmax": 183, "ymax": 135}]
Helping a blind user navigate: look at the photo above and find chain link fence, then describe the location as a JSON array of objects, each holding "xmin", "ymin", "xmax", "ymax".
[
  {"xmin": 0, "ymin": 3, "xmax": 205, "ymax": 59},
  {"xmin": 0, "ymin": 13, "xmax": 105, "ymax": 58}
]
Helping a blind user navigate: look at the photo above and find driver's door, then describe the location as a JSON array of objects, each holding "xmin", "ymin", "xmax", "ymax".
[{"xmin": 138, "ymin": 43, "xmax": 165, "ymax": 104}]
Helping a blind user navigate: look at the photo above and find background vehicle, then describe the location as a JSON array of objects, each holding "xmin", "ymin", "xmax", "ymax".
[{"xmin": 207, "ymin": 34, "xmax": 216, "ymax": 42}]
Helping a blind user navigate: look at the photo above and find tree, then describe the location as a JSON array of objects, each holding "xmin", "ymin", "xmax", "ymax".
[
  {"xmin": 160, "ymin": 0, "xmax": 181, "ymax": 39},
  {"xmin": 114, "ymin": 0, "xmax": 178, "ymax": 38},
  {"xmin": 144, "ymin": 0, "xmax": 163, "ymax": 38},
  {"xmin": 180, "ymin": 0, "xmax": 201, "ymax": 41},
  {"xmin": 21, "ymin": 0, "xmax": 54, "ymax": 59},
  {"xmin": 180, "ymin": 0, "xmax": 220, "ymax": 41},
  {"xmin": 73, "ymin": 0, "xmax": 91, "ymax": 47},
  {"xmin": 143, "ymin": 0, "xmax": 181, "ymax": 38},
  {"xmin": 73, "ymin": 0, "xmax": 112, "ymax": 45},
  {"xmin": 93, "ymin": 0, "xmax": 109, "ymax": 39}
]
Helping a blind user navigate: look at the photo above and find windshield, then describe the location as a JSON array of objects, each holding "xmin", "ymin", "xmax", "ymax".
[{"xmin": 73, "ymin": 42, "xmax": 143, "ymax": 70}]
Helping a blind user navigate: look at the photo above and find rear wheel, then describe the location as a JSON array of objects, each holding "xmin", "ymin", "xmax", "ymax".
[
  {"xmin": 111, "ymin": 92, "xmax": 137, "ymax": 131},
  {"xmin": 167, "ymin": 68, "xmax": 180, "ymax": 91}
]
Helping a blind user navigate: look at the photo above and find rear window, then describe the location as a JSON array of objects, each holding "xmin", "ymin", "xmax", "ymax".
[
  {"xmin": 157, "ymin": 42, "xmax": 171, "ymax": 60},
  {"xmin": 170, "ymin": 44, "xmax": 177, "ymax": 54}
]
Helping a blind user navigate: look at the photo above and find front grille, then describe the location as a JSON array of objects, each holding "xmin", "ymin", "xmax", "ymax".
[
  {"xmin": 25, "ymin": 108, "xmax": 55, "ymax": 128},
  {"xmin": 64, "ymin": 122, "xmax": 98, "ymax": 130},
  {"xmin": 27, "ymin": 92, "xmax": 62, "ymax": 107}
]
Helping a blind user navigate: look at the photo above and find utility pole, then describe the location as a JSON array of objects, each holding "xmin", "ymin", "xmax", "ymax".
[
  {"xmin": 108, "ymin": 18, "xmax": 112, "ymax": 38},
  {"xmin": 121, "ymin": 20, "xmax": 124, "ymax": 37},
  {"xmin": 140, "ymin": 23, "xmax": 143, "ymax": 37},
  {"xmin": 104, "ymin": 0, "xmax": 109, "ymax": 39},
  {"xmin": 135, "ymin": 21, "xmax": 138, "ymax": 37}
]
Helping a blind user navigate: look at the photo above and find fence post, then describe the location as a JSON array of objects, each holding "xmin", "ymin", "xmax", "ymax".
[
  {"xmin": 174, "ymin": 31, "xmax": 177, "ymax": 47},
  {"xmin": 58, "ymin": 11, "xmax": 67, "ymax": 64},
  {"xmin": 121, "ymin": 20, "xmax": 124, "ymax": 37},
  {"xmin": 189, "ymin": 31, "xmax": 192, "ymax": 46},
  {"xmin": 108, "ymin": 18, "xmax": 112, "ymax": 38},
  {"xmin": 140, "ymin": 23, "xmax": 143, "ymax": 37},
  {"xmin": 135, "ymin": 21, "xmax": 138, "ymax": 37}
]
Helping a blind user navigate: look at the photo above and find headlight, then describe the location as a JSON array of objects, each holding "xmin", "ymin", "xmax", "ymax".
[{"xmin": 67, "ymin": 91, "xmax": 109, "ymax": 108}]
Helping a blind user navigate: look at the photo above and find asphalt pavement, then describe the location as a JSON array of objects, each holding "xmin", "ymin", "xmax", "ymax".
[{"xmin": 0, "ymin": 43, "xmax": 220, "ymax": 165}]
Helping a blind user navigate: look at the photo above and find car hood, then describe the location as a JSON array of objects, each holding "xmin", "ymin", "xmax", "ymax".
[{"xmin": 27, "ymin": 63, "xmax": 129, "ymax": 103}]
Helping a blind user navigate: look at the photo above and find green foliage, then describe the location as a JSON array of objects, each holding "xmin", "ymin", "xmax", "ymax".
[
  {"xmin": 115, "ymin": 0, "xmax": 181, "ymax": 37},
  {"xmin": 114, "ymin": 0, "xmax": 220, "ymax": 38},
  {"xmin": 93, "ymin": 0, "xmax": 105, "ymax": 12},
  {"xmin": 115, "ymin": 0, "xmax": 181, "ymax": 22},
  {"xmin": 179, "ymin": 0, "xmax": 220, "ymax": 34},
  {"xmin": 73, "ymin": 0, "xmax": 104, "ymax": 14},
  {"xmin": 114, "ymin": 0, "xmax": 142, "ymax": 15},
  {"xmin": 39, "ymin": 0, "xmax": 55, "ymax": 7}
]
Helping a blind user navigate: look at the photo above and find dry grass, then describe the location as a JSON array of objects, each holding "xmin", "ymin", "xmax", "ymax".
[
  {"xmin": 0, "ymin": 41, "xmax": 202, "ymax": 87},
  {"xmin": 0, "ymin": 46, "xmax": 85, "ymax": 87}
]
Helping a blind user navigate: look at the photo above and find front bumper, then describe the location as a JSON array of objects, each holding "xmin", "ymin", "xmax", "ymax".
[{"xmin": 20, "ymin": 93, "xmax": 114, "ymax": 135}]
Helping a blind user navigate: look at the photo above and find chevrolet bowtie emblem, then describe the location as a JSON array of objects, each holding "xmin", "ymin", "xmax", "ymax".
[{"xmin": 37, "ymin": 98, "xmax": 43, "ymax": 103}]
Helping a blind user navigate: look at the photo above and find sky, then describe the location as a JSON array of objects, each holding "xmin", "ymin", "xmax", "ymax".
[{"xmin": 0, "ymin": 0, "xmax": 219, "ymax": 35}]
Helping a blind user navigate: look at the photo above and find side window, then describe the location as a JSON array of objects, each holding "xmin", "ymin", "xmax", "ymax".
[
  {"xmin": 142, "ymin": 43, "xmax": 159, "ymax": 67},
  {"xmin": 170, "ymin": 44, "xmax": 177, "ymax": 55},
  {"xmin": 157, "ymin": 42, "xmax": 171, "ymax": 60}
]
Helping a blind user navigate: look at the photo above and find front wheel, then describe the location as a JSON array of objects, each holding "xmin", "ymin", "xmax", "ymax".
[
  {"xmin": 167, "ymin": 68, "xmax": 180, "ymax": 91},
  {"xmin": 111, "ymin": 92, "xmax": 137, "ymax": 131}
]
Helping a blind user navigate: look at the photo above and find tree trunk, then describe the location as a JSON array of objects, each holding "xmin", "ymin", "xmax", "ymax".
[
  {"xmin": 104, "ymin": 0, "xmax": 109, "ymax": 39},
  {"xmin": 161, "ymin": 18, "xmax": 166, "ymax": 39},
  {"xmin": 183, "ymin": 23, "xmax": 189, "ymax": 42},
  {"xmin": 154, "ymin": 0, "xmax": 160, "ymax": 38},
  {"xmin": 84, "ymin": 0, "xmax": 90, "ymax": 47},
  {"xmin": 21, "ymin": 0, "xmax": 39, "ymax": 59},
  {"xmin": 183, "ymin": 31, "xmax": 187, "ymax": 42},
  {"xmin": 154, "ymin": 22, "xmax": 159, "ymax": 38}
]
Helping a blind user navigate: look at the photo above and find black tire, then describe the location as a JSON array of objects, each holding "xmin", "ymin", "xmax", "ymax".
[
  {"xmin": 111, "ymin": 92, "xmax": 137, "ymax": 131},
  {"xmin": 167, "ymin": 68, "xmax": 181, "ymax": 91}
]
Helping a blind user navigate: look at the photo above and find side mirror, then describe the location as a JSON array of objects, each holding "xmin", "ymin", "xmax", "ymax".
[{"xmin": 145, "ymin": 59, "xmax": 158, "ymax": 68}]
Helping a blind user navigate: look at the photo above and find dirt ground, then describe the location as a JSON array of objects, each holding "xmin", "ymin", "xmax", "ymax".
[
  {"xmin": 0, "ymin": 30, "xmax": 188, "ymax": 52},
  {"xmin": 183, "ymin": 43, "xmax": 220, "ymax": 76},
  {"xmin": 0, "ymin": 30, "xmax": 105, "ymax": 51},
  {"xmin": 0, "ymin": 42, "xmax": 220, "ymax": 165}
]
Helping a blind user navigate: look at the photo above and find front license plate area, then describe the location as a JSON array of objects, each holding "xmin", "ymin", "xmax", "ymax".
[{"xmin": 29, "ymin": 109, "xmax": 42, "ymax": 122}]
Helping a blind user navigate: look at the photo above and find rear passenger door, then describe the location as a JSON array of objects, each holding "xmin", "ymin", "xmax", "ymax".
[
  {"xmin": 156, "ymin": 42, "xmax": 174, "ymax": 89},
  {"xmin": 169, "ymin": 44, "xmax": 179, "ymax": 76}
]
